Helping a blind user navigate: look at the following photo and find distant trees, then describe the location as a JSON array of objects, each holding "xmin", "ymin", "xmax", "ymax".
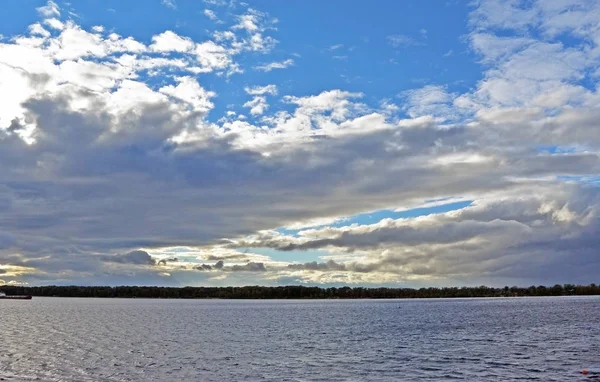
[{"xmin": 1, "ymin": 283, "xmax": 600, "ymax": 299}]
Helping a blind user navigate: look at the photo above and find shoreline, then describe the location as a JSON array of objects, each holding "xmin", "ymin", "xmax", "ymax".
[{"xmin": 1, "ymin": 284, "xmax": 599, "ymax": 299}]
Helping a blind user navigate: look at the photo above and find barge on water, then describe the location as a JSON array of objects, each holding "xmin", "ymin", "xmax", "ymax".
[{"xmin": 0, "ymin": 292, "xmax": 32, "ymax": 300}]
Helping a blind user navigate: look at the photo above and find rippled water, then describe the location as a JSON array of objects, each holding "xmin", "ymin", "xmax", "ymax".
[{"xmin": 1, "ymin": 296, "xmax": 599, "ymax": 381}]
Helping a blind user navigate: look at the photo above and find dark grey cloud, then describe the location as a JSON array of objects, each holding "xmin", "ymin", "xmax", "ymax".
[
  {"xmin": 102, "ymin": 250, "xmax": 156, "ymax": 265},
  {"xmin": 287, "ymin": 260, "xmax": 345, "ymax": 271},
  {"xmin": 229, "ymin": 262, "xmax": 266, "ymax": 272},
  {"xmin": 158, "ymin": 257, "xmax": 178, "ymax": 266},
  {"xmin": 287, "ymin": 260, "xmax": 347, "ymax": 271},
  {"xmin": 192, "ymin": 260, "xmax": 266, "ymax": 272},
  {"xmin": 193, "ymin": 264, "xmax": 213, "ymax": 271},
  {"xmin": 7, "ymin": 118, "xmax": 24, "ymax": 134}
]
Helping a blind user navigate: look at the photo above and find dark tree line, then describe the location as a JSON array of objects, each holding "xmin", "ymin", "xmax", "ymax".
[{"xmin": 1, "ymin": 283, "xmax": 600, "ymax": 299}]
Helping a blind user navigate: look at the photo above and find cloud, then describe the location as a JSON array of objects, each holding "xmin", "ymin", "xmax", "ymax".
[
  {"xmin": 469, "ymin": 0, "xmax": 537, "ymax": 31},
  {"xmin": 204, "ymin": 9, "xmax": 219, "ymax": 21},
  {"xmin": 150, "ymin": 30, "xmax": 194, "ymax": 53},
  {"xmin": 29, "ymin": 23, "xmax": 51, "ymax": 38},
  {"xmin": 102, "ymin": 250, "xmax": 156, "ymax": 265},
  {"xmin": 0, "ymin": 279, "xmax": 29, "ymax": 286},
  {"xmin": 159, "ymin": 76, "xmax": 216, "ymax": 114},
  {"xmin": 387, "ymin": 34, "xmax": 418, "ymax": 47},
  {"xmin": 287, "ymin": 260, "xmax": 347, "ymax": 271},
  {"xmin": 243, "ymin": 96, "xmax": 269, "ymax": 116},
  {"xmin": 161, "ymin": 0, "xmax": 177, "ymax": 10},
  {"xmin": 242, "ymin": 85, "xmax": 277, "ymax": 116},
  {"xmin": 194, "ymin": 263, "xmax": 213, "ymax": 271},
  {"xmin": 36, "ymin": 1, "xmax": 60, "ymax": 18},
  {"xmin": 232, "ymin": 12, "xmax": 262, "ymax": 32},
  {"xmin": 281, "ymin": 90, "xmax": 366, "ymax": 124},
  {"xmin": 220, "ymin": 9, "xmax": 278, "ymax": 53},
  {"xmin": 244, "ymin": 84, "xmax": 277, "ymax": 96},
  {"xmin": 400, "ymin": 85, "xmax": 458, "ymax": 120},
  {"xmin": 0, "ymin": 232, "xmax": 15, "ymax": 250},
  {"xmin": 193, "ymin": 260, "xmax": 266, "ymax": 272},
  {"xmin": 206, "ymin": 254, "xmax": 249, "ymax": 261},
  {"xmin": 195, "ymin": 41, "xmax": 235, "ymax": 72},
  {"xmin": 458, "ymin": 0, "xmax": 600, "ymax": 113},
  {"xmin": 229, "ymin": 262, "xmax": 267, "ymax": 272},
  {"xmin": 157, "ymin": 257, "xmax": 178, "ymax": 265},
  {"xmin": 44, "ymin": 18, "xmax": 64, "ymax": 31},
  {"xmin": 254, "ymin": 58, "xmax": 294, "ymax": 72}
]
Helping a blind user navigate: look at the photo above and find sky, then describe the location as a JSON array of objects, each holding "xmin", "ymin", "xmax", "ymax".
[{"xmin": 0, "ymin": 0, "xmax": 599, "ymax": 288}]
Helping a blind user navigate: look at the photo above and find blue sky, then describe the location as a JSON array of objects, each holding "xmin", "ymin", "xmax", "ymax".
[{"xmin": 0, "ymin": 0, "xmax": 599, "ymax": 287}]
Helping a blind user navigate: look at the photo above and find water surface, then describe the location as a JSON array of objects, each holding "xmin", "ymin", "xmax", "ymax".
[{"xmin": 1, "ymin": 296, "xmax": 598, "ymax": 381}]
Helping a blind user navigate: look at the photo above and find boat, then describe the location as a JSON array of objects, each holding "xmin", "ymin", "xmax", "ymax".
[{"xmin": 0, "ymin": 292, "xmax": 32, "ymax": 300}]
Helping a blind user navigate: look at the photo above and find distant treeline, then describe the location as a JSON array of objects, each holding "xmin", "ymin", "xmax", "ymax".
[{"xmin": 1, "ymin": 284, "xmax": 600, "ymax": 299}]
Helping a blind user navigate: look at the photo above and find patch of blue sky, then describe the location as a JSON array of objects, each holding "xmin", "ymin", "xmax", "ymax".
[
  {"xmin": 537, "ymin": 145, "xmax": 578, "ymax": 154},
  {"xmin": 69, "ymin": 1, "xmax": 217, "ymax": 44},
  {"xmin": 277, "ymin": 199, "xmax": 472, "ymax": 237},
  {"xmin": 558, "ymin": 175, "xmax": 600, "ymax": 187},
  {"xmin": 0, "ymin": 1, "xmax": 42, "ymax": 38},
  {"xmin": 265, "ymin": 1, "xmax": 481, "ymax": 92}
]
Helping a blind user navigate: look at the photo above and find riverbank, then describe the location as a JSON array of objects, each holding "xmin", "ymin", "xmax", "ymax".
[{"xmin": 1, "ymin": 284, "xmax": 599, "ymax": 299}]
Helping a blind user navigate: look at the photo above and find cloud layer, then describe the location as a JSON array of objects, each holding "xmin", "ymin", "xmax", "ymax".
[{"xmin": 0, "ymin": 0, "xmax": 599, "ymax": 287}]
